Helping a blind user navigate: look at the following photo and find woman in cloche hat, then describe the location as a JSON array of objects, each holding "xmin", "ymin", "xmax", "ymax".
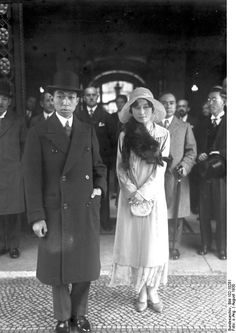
[{"xmin": 110, "ymin": 87, "xmax": 170, "ymax": 313}]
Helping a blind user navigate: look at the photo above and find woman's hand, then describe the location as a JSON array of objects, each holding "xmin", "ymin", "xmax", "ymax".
[{"xmin": 128, "ymin": 192, "xmax": 144, "ymax": 205}]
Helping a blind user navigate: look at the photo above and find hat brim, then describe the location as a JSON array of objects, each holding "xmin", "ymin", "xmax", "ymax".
[
  {"xmin": 118, "ymin": 94, "xmax": 166, "ymax": 124},
  {"xmin": 46, "ymin": 85, "xmax": 82, "ymax": 94}
]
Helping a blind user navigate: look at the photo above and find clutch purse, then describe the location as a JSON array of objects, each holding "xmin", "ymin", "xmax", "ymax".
[{"xmin": 130, "ymin": 200, "xmax": 154, "ymax": 217}]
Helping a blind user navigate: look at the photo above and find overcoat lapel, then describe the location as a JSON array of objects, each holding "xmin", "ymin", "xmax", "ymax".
[
  {"xmin": 45, "ymin": 113, "xmax": 70, "ymax": 154},
  {"xmin": 0, "ymin": 111, "xmax": 15, "ymax": 137},
  {"xmin": 168, "ymin": 116, "xmax": 180, "ymax": 135},
  {"xmin": 63, "ymin": 116, "xmax": 87, "ymax": 174}
]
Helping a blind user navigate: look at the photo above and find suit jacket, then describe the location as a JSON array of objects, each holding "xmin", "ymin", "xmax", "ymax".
[
  {"xmin": 160, "ymin": 116, "xmax": 197, "ymax": 218},
  {"xmin": 30, "ymin": 113, "xmax": 47, "ymax": 127},
  {"xmin": 76, "ymin": 104, "xmax": 117, "ymax": 167},
  {"xmin": 0, "ymin": 111, "xmax": 26, "ymax": 214},
  {"xmin": 23, "ymin": 113, "xmax": 107, "ymax": 285}
]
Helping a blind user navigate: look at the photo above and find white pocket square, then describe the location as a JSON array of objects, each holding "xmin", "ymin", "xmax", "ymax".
[{"xmin": 98, "ymin": 122, "xmax": 105, "ymax": 127}]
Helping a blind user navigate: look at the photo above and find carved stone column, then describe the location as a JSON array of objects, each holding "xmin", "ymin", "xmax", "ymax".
[{"xmin": 0, "ymin": 3, "xmax": 25, "ymax": 115}]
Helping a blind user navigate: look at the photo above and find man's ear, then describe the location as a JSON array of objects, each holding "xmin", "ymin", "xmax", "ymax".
[
  {"xmin": 8, "ymin": 97, "xmax": 12, "ymax": 106},
  {"xmin": 40, "ymin": 100, "xmax": 43, "ymax": 108}
]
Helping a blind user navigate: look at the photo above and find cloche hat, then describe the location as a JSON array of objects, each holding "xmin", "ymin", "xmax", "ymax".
[
  {"xmin": 118, "ymin": 87, "xmax": 166, "ymax": 124},
  {"xmin": 47, "ymin": 71, "xmax": 81, "ymax": 94}
]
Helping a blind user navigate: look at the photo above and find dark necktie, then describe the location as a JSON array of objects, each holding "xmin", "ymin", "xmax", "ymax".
[
  {"xmin": 164, "ymin": 119, "xmax": 169, "ymax": 128},
  {"xmin": 64, "ymin": 120, "xmax": 72, "ymax": 137},
  {"xmin": 211, "ymin": 118, "xmax": 218, "ymax": 127},
  {"xmin": 0, "ymin": 118, "xmax": 2, "ymax": 128},
  {"xmin": 89, "ymin": 109, "xmax": 94, "ymax": 117}
]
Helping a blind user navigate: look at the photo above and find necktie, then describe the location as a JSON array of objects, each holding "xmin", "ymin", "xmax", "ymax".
[
  {"xmin": 164, "ymin": 119, "xmax": 169, "ymax": 128},
  {"xmin": 89, "ymin": 109, "xmax": 94, "ymax": 117},
  {"xmin": 212, "ymin": 118, "xmax": 218, "ymax": 127},
  {"xmin": 0, "ymin": 118, "xmax": 2, "ymax": 128},
  {"xmin": 64, "ymin": 120, "xmax": 72, "ymax": 137}
]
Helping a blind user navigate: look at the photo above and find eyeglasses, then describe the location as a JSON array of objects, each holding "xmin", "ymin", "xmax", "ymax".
[{"xmin": 207, "ymin": 97, "xmax": 222, "ymax": 104}]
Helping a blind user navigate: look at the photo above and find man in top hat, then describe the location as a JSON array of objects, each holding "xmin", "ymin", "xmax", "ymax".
[
  {"xmin": 197, "ymin": 85, "xmax": 226, "ymax": 260},
  {"xmin": 159, "ymin": 92, "xmax": 197, "ymax": 260},
  {"xmin": 23, "ymin": 71, "xmax": 107, "ymax": 333},
  {"xmin": 0, "ymin": 78, "xmax": 27, "ymax": 259},
  {"xmin": 30, "ymin": 91, "xmax": 54, "ymax": 127},
  {"xmin": 77, "ymin": 86, "xmax": 116, "ymax": 231}
]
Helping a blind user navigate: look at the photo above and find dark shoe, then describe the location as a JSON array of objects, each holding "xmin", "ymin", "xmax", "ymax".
[
  {"xmin": 197, "ymin": 246, "xmax": 208, "ymax": 255},
  {"xmin": 218, "ymin": 251, "xmax": 227, "ymax": 260},
  {"xmin": 55, "ymin": 320, "xmax": 70, "ymax": 333},
  {"xmin": 0, "ymin": 248, "xmax": 9, "ymax": 256},
  {"xmin": 9, "ymin": 248, "xmax": 20, "ymax": 259},
  {"xmin": 170, "ymin": 248, "xmax": 180, "ymax": 260},
  {"xmin": 71, "ymin": 316, "xmax": 91, "ymax": 332}
]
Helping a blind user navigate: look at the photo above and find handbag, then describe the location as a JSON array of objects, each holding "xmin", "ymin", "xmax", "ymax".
[
  {"xmin": 198, "ymin": 153, "xmax": 226, "ymax": 179},
  {"xmin": 130, "ymin": 200, "xmax": 154, "ymax": 217}
]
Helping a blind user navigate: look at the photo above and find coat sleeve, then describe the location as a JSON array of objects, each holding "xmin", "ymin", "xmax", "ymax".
[
  {"xmin": 91, "ymin": 126, "xmax": 107, "ymax": 196},
  {"xmin": 137, "ymin": 131, "xmax": 170, "ymax": 201},
  {"xmin": 179, "ymin": 122, "xmax": 197, "ymax": 174},
  {"xmin": 116, "ymin": 132, "xmax": 138, "ymax": 198},
  {"xmin": 23, "ymin": 127, "xmax": 46, "ymax": 224}
]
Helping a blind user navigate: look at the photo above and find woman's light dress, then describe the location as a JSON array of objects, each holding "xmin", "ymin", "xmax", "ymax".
[{"xmin": 110, "ymin": 123, "xmax": 170, "ymax": 293}]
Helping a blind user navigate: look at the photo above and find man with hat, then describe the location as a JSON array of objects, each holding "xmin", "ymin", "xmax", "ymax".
[
  {"xmin": 23, "ymin": 71, "xmax": 107, "ymax": 332},
  {"xmin": 0, "ymin": 78, "xmax": 26, "ymax": 259},
  {"xmin": 197, "ymin": 85, "xmax": 226, "ymax": 260}
]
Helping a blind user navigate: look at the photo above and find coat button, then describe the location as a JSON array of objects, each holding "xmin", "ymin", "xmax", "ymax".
[
  {"xmin": 61, "ymin": 175, "xmax": 66, "ymax": 182},
  {"xmin": 63, "ymin": 203, "xmax": 68, "ymax": 209},
  {"xmin": 86, "ymin": 146, "xmax": 90, "ymax": 152},
  {"xmin": 85, "ymin": 175, "xmax": 90, "ymax": 180},
  {"xmin": 86, "ymin": 202, "xmax": 91, "ymax": 207}
]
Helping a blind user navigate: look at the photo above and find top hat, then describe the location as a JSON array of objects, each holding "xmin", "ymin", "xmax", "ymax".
[
  {"xmin": 47, "ymin": 71, "xmax": 81, "ymax": 94},
  {"xmin": 198, "ymin": 153, "xmax": 226, "ymax": 179},
  {"xmin": 118, "ymin": 87, "xmax": 166, "ymax": 124},
  {"xmin": 0, "ymin": 78, "xmax": 12, "ymax": 97}
]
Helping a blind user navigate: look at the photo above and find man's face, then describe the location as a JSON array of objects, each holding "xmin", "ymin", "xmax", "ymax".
[
  {"xmin": 207, "ymin": 91, "xmax": 224, "ymax": 117},
  {"xmin": 159, "ymin": 93, "xmax": 176, "ymax": 118},
  {"xmin": 0, "ymin": 94, "xmax": 11, "ymax": 116},
  {"xmin": 53, "ymin": 90, "xmax": 78, "ymax": 118},
  {"xmin": 84, "ymin": 87, "xmax": 98, "ymax": 108},
  {"xmin": 116, "ymin": 97, "xmax": 126, "ymax": 112},
  {"xmin": 26, "ymin": 96, "xmax": 36, "ymax": 111},
  {"xmin": 177, "ymin": 99, "xmax": 189, "ymax": 118},
  {"xmin": 41, "ymin": 93, "xmax": 54, "ymax": 114}
]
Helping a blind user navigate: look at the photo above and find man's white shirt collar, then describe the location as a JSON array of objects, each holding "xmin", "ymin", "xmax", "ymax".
[
  {"xmin": 43, "ymin": 111, "xmax": 54, "ymax": 119},
  {"xmin": 56, "ymin": 112, "xmax": 73, "ymax": 127},
  {"xmin": 87, "ymin": 105, "xmax": 97, "ymax": 113},
  {"xmin": 211, "ymin": 110, "xmax": 225, "ymax": 121},
  {"xmin": 181, "ymin": 114, "xmax": 188, "ymax": 122},
  {"xmin": 163, "ymin": 115, "xmax": 174, "ymax": 125},
  {"xmin": 0, "ymin": 110, "xmax": 7, "ymax": 119}
]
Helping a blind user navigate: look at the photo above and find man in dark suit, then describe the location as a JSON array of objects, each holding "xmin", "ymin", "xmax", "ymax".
[
  {"xmin": 197, "ymin": 86, "xmax": 226, "ymax": 260},
  {"xmin": 0, "ymin": 78, "xmax": 26, "ymax": 259},
  {"xmin": 30, "ymin": 91, "xmax": 54, "ymax": 127},
  {"xmin": 77, "ymin": 86, "xmax": 116, "ymax": 231},
  {"xmin": 25, "ymin": 95, "xmax": 37, "ymax": 128},
  {"xmin": 23, "ymin": 71, "xmax": 107, "ymax": 333}
]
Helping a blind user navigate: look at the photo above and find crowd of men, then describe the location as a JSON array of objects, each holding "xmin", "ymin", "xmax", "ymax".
[{"xmin": 0, "ymin": 74, "xmax": 226, "ymax": 261}]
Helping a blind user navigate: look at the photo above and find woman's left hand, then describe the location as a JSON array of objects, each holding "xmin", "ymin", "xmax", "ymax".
[{"xmin": 128, "ymin": 192, "xmax": 144, "ymax": 205}]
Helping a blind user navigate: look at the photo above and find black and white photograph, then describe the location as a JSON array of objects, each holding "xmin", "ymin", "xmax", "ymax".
[{"xmin": 0, "ymin": 0, "xmax": 229, "ymax": 332}]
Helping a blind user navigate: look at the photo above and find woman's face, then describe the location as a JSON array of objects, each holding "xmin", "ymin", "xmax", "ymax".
[{"xmin": 131, "ymin": 98, "xmax": 153, "ymax": 125}]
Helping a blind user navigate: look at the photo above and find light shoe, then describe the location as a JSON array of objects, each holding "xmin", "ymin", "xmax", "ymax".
[
  {"xmin": 136, "ymin": 300, "xmax": 148, "ymax": 312},
  {"xmin": 148, "ymin": 299, "xmax": 164, "ymax": 313}
]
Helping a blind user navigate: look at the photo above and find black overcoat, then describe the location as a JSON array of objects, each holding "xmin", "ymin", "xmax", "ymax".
[
  {"xmin": 23, "ymin": 114, "xmax": 107, "ymax": 285},
  {"xmin": 0, "ymin": 111, "xmax": 26, "ymax": 215}
]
